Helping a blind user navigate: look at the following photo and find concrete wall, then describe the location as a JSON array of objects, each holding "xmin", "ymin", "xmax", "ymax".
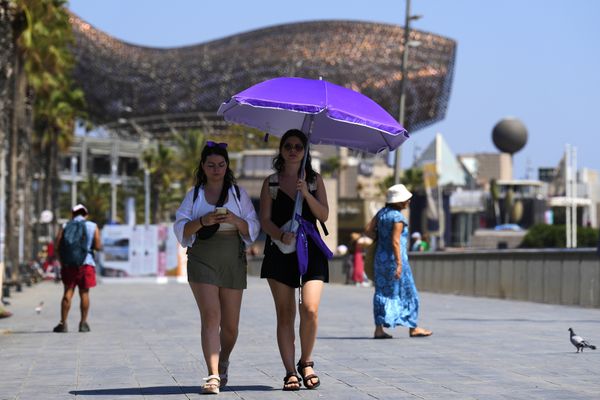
[
  {"xmin": 247, "ymin": 249, "xmax": 600, "ymax": 308},
  {"xmin": 408, "ymin": 249, "xmax": 600, "ymax": 307}
]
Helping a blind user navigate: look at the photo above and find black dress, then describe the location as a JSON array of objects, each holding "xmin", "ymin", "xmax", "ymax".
[{"xmin": 260, "ymin": 188, "xmax": 329, "ymax": 288}]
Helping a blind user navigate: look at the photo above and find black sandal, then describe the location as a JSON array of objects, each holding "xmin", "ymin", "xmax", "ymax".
[
  {"xmin": 282, "ymin": 371, "xmax": 301, "ymax": 391},
  {"xmin": 297, "ymin": 360, "xmax": 320, "ymax": 389}
]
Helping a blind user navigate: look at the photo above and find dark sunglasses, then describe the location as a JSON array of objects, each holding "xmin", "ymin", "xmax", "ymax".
[
  {"xmin": 206, "ymin": 141, "xmax": 227, "ymax": 148},
  {"xmin": 283, "ymin": 143, "xmax": 304, "ymax": 152}
]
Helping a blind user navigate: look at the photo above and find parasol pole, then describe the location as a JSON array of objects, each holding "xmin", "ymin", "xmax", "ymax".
[{"xmin": 288, "ymin": 114, "xmax": 315, "ymax": 233}]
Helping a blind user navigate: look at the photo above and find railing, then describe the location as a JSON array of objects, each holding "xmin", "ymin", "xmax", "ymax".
[
  {"xmin": 409, "ymin": 249, "xmax": 600, "ymax": 307},
  {"xmin": 248, "ymin": 248, "xmax": 600, "ymax": 308}
]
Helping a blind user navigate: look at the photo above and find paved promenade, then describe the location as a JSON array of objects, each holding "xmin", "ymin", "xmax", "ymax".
[{"xmin": 1, "ymin": 276, "xmax": 599, "ymax": 399}]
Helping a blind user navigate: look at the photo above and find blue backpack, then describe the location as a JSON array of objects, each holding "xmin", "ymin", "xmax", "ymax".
[{"xmin": 59, "ymin": 220, "xmax": 89, "ymax": 267}]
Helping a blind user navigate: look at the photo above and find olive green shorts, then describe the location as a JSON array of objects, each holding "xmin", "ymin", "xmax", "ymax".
[{"xmin": 186, "ymin": 231, "xmax": 247, "ymax": 289}]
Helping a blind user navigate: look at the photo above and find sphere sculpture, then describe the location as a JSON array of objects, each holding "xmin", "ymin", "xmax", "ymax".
[{"xmin": 492, "ymin": 117, "xmax": 528, "ymax": 154}]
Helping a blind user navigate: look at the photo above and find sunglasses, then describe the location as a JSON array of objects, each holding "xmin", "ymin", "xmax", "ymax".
[
  {"xmin": 206, "ymin": 141, "xmax": 227, "ymax": 149},
  {"xmin": 283, "ymin": 143, "xmax": 304, "ymax": 152}
]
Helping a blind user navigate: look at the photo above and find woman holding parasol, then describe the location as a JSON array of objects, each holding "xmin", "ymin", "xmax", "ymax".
[{"xmin": 259, "ymin": 129, "xmax": 329, "ymax": 390}]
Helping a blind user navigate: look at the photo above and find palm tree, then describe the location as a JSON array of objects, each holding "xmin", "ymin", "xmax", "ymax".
[
  {"xmin": 77, "ymin": 173, "xmax": 111, "ymax": 228},
  {"xmin": 15, "ymin": 0, "xmax": 86, "ymax": 229},
  {"xmin": 143, "ymin": 143, "xmax": 178, "ymax": 223},
  {"xmin": 173, "ymin": 130, "xmax": 205, "ymax": 189},
  {"xmin": 378, "ymin": 167, "xmax": 424, "ymax": 196}
]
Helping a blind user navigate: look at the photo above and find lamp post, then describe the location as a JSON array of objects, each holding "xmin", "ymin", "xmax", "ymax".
[
  {"xmin": 394, "ymin": 0, "xmax": 422, "ymax": 184},
  {"xmin": 110, "ymin": 139, "xmax": 119, "ymax": 223},
  {"xmin": 144, "ymin": 167, "xmax": 150, "ymax": 227},
  {"xmin": 0, "ymin": 145, "xmax": 6, "ymax": 292},
  {"xmin": 565, "ymin": 144, "xmax": 578, "ymax": 248},
  {"xmin": 70, "ymin": 155, "xmax": 78, "ymax": 208}
]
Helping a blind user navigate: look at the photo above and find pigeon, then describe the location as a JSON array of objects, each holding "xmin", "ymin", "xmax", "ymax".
[
  {"xmin": 35, "ymin": 301, "xmax": 44, "ymax": 314},
  {"xmin": 568, "ymin": 328, "xmax": 596, "ymax": 353}
]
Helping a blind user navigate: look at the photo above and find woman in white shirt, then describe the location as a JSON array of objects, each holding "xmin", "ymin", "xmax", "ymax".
[{"xmin": 173, "ymin": 141, "xmax": 259, "ymax": 394}]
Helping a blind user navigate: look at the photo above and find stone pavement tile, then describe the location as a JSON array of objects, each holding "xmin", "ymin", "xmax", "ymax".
[
  {"xmin": 3, "ymin": 278, "xmax": 600, "ymax": 400},
  {"xmin": 73, "ymin": 396, "xmax": 145, "ymax": 400},
  {"xmin": 504, "ymin": 388, "xmax": 595, "ymax": 400},
  {"xmin": 14, "ymin": 384, "xmax": 76, "ymax": 399},
  {"xmin": 77, "ymin": 377, "xmax": 139, "ymax": 387},
  {"xmin": 0, "ymin": 385, "xmax": 21, "ymax": 400}
]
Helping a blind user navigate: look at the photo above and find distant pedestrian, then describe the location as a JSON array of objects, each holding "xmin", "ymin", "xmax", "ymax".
[
  {"xmin": 411, "ymin": 232, "xmax": 422, "ymax": 252},
  {"xmin": 53, "ymin": 204, "xmax": 101, "ymax": 333},
  {"xmin": 350, "ymin": 232, "xmax": 365, "ymax": 285},
  {"xmin": 173, "ymin": 141, "xmax": 260, "ymax": 394},
  {"xmin": 420, "ymin": 233, "xmax": 430, "ymax": 251},
  {"xmin": 411, "ymin": 232, "xmax": 430, "ymax": 252},
  {"xmin": 366, "ymin": 184, "xmax": 432, "ymax": 339}
]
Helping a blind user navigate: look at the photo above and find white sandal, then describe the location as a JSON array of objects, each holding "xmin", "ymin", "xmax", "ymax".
[
  {"xmin": 201, "ymin": 375, "xmax": 221, "ymax": 395},
  {"xmin": 218, "ymin": 360, "xmax": 230, "ymax": 388}
]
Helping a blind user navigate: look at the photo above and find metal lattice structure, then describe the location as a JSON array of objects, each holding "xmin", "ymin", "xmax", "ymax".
[{"xmin": 70, "ymin": 14, "xmax": 456, "ymax": 138}]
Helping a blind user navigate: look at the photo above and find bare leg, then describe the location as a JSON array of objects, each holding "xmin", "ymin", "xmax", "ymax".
[
  {"xmin": 189, "ymin": 282, "xmax": 221, "ymax": 376},
  {"xmin": 79, "ymin": 288, "xmax": 90, "ymax": 323},
  {"xmin": 299, "ymin": 280, "xmax": 323, "ymax": 388},
  {"xmin": 218, "ymin": 287, "xmax": 243, "ymax": 376},
  {"xmin": 60, "ymin": 287, "xmax": 75, "ymax": 324},
  {"xmin": 267, "ymin": 279, "xmax": 297, "ymax": 375}
]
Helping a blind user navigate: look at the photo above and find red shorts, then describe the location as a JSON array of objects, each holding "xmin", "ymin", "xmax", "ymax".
[{"xmin": 61, "ymin": 264, "xmax": 96, "ymax": 289}]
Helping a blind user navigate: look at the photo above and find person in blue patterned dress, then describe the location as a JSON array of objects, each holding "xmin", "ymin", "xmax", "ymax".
[{"xmin": 366, "ymin": 184, "xmax": 432, "ymax": 339}]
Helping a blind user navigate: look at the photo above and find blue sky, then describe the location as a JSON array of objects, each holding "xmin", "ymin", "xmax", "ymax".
[{"xmin": 68, "ymin": 0, "xmax": 600, "ymax": 179}]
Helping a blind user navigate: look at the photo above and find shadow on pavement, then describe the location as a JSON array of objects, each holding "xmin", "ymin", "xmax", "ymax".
[
  {"xmin": 317, "ymin": 336, "xmax": 375, "ymax": 340},
  {"xmin": 224, "ymin": 385, "xmax": 274, "ymax": 391},
  {"xmin": 441, "ymin": 318, "xmax": 600, "ymax": 323},
  {"xmin": 70, "ymin": 385, "xmax": 274, "ymax": 395}
]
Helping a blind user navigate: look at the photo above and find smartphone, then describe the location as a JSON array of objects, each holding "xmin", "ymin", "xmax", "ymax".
[{"xmin": 215, "ymin": 207, "xmax": 228, "ymax": 215}]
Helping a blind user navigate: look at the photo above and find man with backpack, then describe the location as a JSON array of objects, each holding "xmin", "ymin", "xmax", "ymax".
[{"xmin": 53, "ymin": 204, "xmax": 101, "ymax": 333}]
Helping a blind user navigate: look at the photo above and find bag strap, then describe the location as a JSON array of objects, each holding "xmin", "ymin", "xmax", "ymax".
[
  {"xmin": 215, "ymin": 183, "xmax": 229, "ymax": 207},
  {"xmin": 372, "ymin": 209, "xmax": 383, "ymax": 240},
  {"xmin": 269, "ymin": 174, "xmax": 329, "ymax": 236},
  {"xmin": 268, "ymin": 174, "xmax": 318, "ymax": 197},
  {"xmin": 234, "ymin": 184, "xmax": 241, "ymax": 201},
  {"xmin": 193, "ymin": 185, "xmax": 200, "ymax": 204},
  {"xmin": 193, "ymin": 183, "xmax": 239, "ymax": 205},
  {"xmin": 268, "ymin": 174, "xmax": 279, "ymax": 200}
]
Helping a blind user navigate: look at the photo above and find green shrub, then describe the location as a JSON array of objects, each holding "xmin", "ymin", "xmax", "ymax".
[{"xmin": 520, "ymin": 224, "xmax": 598, "ymax": 248}]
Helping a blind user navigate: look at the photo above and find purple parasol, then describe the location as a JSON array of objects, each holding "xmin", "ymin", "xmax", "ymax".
[
  {"xmin": 217, "ymin": 77, "xmax": 409, "ymax": 153},
  {"xmin": 218, "ymin": 77, "xmax": 410, "ymax": 275}
]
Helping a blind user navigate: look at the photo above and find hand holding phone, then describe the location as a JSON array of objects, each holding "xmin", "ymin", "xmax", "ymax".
[{"xmin": 215, "ymin": 207, "xmax": 228, "ymax": 215}]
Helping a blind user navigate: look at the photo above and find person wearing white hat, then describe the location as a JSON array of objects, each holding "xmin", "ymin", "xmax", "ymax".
[
  {"xmin": 53, "ymin": 203, "xmax": 101, "ymax": 333},
  {"xmin": 410, "ymin": 232, "xmax": 422, "ymax": 252},
  {"xmin": 365, "ymin": 184, "xmax": 432, "ymax": 339}
]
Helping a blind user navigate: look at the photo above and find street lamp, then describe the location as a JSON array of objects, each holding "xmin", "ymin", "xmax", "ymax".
[
  {"xmin": 394, "ymin": 0, "xmax": 423, "ymax": 184},
  {"xmin": 144, "ymin": 167, "xmax": 150, "ymax": 227},
  {"xmin": 110, "ymin": 139, "xmax": 119, "ymax": 223},
  {"xmin": 70, "ymin": 156, "xmax": 78, "ymax": 208},
  {"xmin": 0, "ymin": 145, "xmax": 6, "ymax": 292}
]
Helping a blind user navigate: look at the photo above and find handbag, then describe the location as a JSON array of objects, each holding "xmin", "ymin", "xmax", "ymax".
[
  {"xmin": 363, "ymin": 210, "xmax": 382, "ymax": 279},
  {"xmin": 363, "ymin": 238, "xmax": 376, "ymax": 279}
]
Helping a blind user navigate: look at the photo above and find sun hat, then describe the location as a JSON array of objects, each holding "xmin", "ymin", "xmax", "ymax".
[
  {"xmin": 386, "ymin": 184, "xmax": 413, "ymax": 204},
  {"xmin": 72, "ymin": 203, "xmax": 88, "ymax": 215},
  {"xmin": 411, "ymin": 232, "xmax": 422, "ymax": 239}
]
